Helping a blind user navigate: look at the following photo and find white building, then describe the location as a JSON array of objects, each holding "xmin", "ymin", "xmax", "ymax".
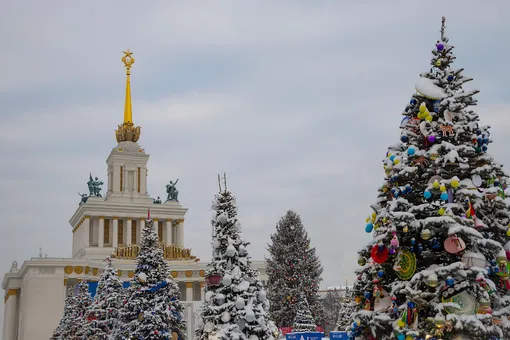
[{"xmin": 2, "ymin": 51, "xmax": 267, "ymax": 340}]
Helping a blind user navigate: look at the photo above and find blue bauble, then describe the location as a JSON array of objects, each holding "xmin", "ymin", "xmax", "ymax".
[
  {"xmin": 447, "ymin": 74, "xmax": 454, "ymax": 81},
  {"xmin": 476, "ymin": 129, "xmax": 482, "ymax": 135},
  {"xmin": 378, "ymin": 270, "xmax": 384, "ymax": 278},
  {"xmin": 378, "ymin": 244, "xmax": 385, "ymax": 252},
  {"xmin": 423, "ymin": 191, "xmax": 432, "ymax": 199},
  {"xmin": 407, "ymin": 301, "xmax": 416, "ymax": 308},
  {"xmin": 405, "ymin": 184, "xmax": 412, "ymax": 194},
  {"xmin": 482, "ymin": 145, "xmax": 488, "ymax": 152},
  {"xmin": 410, "ymin": 99, "xmax": 417, "ymax": 105},
  {"xmin": 410, "ymin": 246, "xmax": 415, "ymax": 253},
  {"xmin": 407, "ymin": 147, "xmax": 415, "ymax": 156},
  {"xmin": 392, "ymin": 188, "xmax": 400, "ymax": 197},
  {"xmin": 440, "ymin": 192, "xmax": 448, "ymax": 201},
  {"xmin": 483, "ymin": 137, "xmax": 489, "ymax": 143},
  {"xmin": 397, "ymin": 334, "xmax": 405, "ymax": 340},
  {"xmin": 477, "ymin": 137, "xmax": 482, "ymax": 144},
  {"xmin": 411, "ymin": 238, "xmax": 416, "ymax": 245},
  {"xmin": 365, "ymin": 223, "xmax": 374, "ymax": 233},
  {"xmin": 446, "ymin": 278, "xmax": 455, "ymax": 287},
  {"xmin": 364, "ymin": 291, "xmax": 371, "ymax": 299},
  {"xmin": 401, "ymin": 135, "xmax": 408, "ymax": 143},
  {"xmin": 390, "ymin": 155, "xmax": 396, "ymax": 162}
]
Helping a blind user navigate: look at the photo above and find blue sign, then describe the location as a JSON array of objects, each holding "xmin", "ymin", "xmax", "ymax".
[
  {"xmin": 330, "ymin": 332, "xmax": 349, "ymax": 340},
  {"xmin": 286, "ymin": 332, "xmax": 323, "ymax": 340}
]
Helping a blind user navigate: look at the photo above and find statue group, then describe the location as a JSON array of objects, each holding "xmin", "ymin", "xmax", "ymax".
[
  {"xmin": 166, "ymin": 179, "xmax": 179, "ymax": 201},
  {"xmin": 87, "ymin": 173, "xmax": 103, "ymax": 197}
]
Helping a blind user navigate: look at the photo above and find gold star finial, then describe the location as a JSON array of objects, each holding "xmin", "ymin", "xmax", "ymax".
[{"xmin": 122, "ymin": 49, "xmax": 135, "ymax": 75}]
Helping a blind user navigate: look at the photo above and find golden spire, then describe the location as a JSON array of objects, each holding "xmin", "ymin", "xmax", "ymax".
[
  {"xmin": 122, "ymin": 50, "xmax": 134, "ymax": 123},
  {"xmin": 115, "ymin": 50, "xmax": 141, "ymax": 143}
]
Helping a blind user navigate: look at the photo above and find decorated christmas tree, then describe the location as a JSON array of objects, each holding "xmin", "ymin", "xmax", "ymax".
[
  {"xmin": 51, "ymin": 289, "xmax": 78, "ymax": 339},
  {"xmin": 292, "ymin": 294, "xmax": 317, "ymax": 333},
  {"xmin": 67, "ymin": 280, "xmax": 92, "ymax": 339},
  {"xmin": 196, "ymin": 175, "xmax": 276, "ymax": 340},
  {"xmin": 81, "ymin": 257, "xmax": 124, "ymax": 339},
  {"xmin": 266, "ymin": 210, "xmax": 324, "ymax": 329},
  {"xmin": 351, "ymin": 17, "xmax": 510, "ymax": 339},
  {"xmin": 114, "ymin": 211, "xmax": 186, "ymax": 339}
]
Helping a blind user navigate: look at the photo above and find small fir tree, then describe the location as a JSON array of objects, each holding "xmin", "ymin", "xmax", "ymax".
[
  {"xmin": 292, "ymin": 294, "xmax": 317, "ymax": 333},
  {"xmin": 336, "ymin": 289, "xmax": 356, "ymax": 332},
  {"xmin": 82, "ymin": 257, "xmax": 124, "ymax": 339},
  {"xmin": 51, "ymin": 289, "xmax": 78, "ymax": 339},
  {"xmin": 352, "ymin": 17, "xmax": 510, "ymax": 339},
  {"xmin": 266, "ymin": 210, "xmax": 324, "ymax": 329},
  {"xmin": 114, "ymin": 213, "xmax": 186, "ymax": 339},
  {"xmin": 196, "ymin": 175, "xmax": 276, "ymax": 340},
  {"xmin": 321, "ymin": 289, "xmax": 342, "ymax": 335}
]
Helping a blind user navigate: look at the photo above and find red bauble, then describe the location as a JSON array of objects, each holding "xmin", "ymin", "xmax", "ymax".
[{"xmin": 371, "ymin": 244, "xmax": 389, "ymax": 263}]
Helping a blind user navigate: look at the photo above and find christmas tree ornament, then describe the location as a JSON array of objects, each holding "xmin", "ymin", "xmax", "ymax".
[
  {"xmin": 461, "ymin": 251, "xmax": 487, "ymax": 268},
  {"xmin": 444, "ymin": 234, "xmax": 466, "ymax": 253},
  {"xmin": 441, "ymin": 280, "xmax": 477, "ymax": 315},
  {"xmin": 371, "ymin": 243, "xmax": 389, "ymax": 263},
  {"xmin": 426, "ymin": 273, "xmax": 439, "ymax": 287},
  {"xmin": 394, "ymin": 249, "xmax": 417, "ymax": 280}
]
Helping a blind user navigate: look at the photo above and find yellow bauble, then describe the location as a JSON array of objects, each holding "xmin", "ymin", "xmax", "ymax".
[
  {"xmin": 419, "ymin": 102, "xmax": 427, "ymax": 113},
  {"xmin": 366, "ymin": 217, "xmax": 370, "ymax": 223},
  {"xmin": 403, "ymin": 226, "xmax": 409, "ymax": 233},
  {"xmin": 433, "ymin": 180, "xmax": 440, "ymax": 189},
  {"xmin": 374, "ymin": 224, "xmax": 379, "ymax": 230},
  {"xmin": 507, "ymin": 228, "xmax": 510, "ymax": 237},
  {"xmin": 406, "ymin": 337, "xmax": 413, "ymax": 340},
  {"xmin": 440, "ymin": 184, "xmax": 447, "ymax": 192},
  {"xmin": 435, "ymin": 59, "xmax": 441, "ymax": 66},
  {"xmin": 372, "ymin": 212, "xmax": 376, "ymax": 218},
  {"xmin": 451, "ymin": 178, "xmax": 459, "ymax": 188},
  {"xmin": 397, "ymin": 320, "xmax": 405, "ymax": 328},
  {"xmin": 425, "ymin": 115, "xmax": 433, "ymax": 122},
  {"xmin": 394, "ymin": 158, "xmax": 401, "ymax": 165},
  {"xmin": 439, "ymin": 207, "xmax": 445, "ymax": 216}
]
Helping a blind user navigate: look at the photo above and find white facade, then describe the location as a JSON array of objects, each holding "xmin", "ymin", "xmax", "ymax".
[{"xmin": 2, "ymin": 139, "xmax": 268, "ymax": 340}]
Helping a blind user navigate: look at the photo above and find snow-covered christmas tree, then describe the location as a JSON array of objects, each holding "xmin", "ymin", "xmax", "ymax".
[
  {"xmin": 196, "ymin": 174, "xmax": 276, "ymax": 340},
  {"xmin": 352, "ymin": 17, "xmax": 510, "ymax": 339},
  {"xmin": 82, "ymin": 257, "xmax": 124, "ymax": 339},
  {"xmin": 336, "ymin": 289, "xmax": 356, "ymax": 332},
  {"xmin": 266, "ymin": 210, "xmax": 324, "ymax": 329},
  {"xmin": 51, "ymin": 289, "xmax": 78, "ymax": 339},
  {"xmin": 292, "ymin": 294, "xmax": 317, "ymax": 333},
  {"xmin": 321, "ymin": 289, "xmax": 342, "ymax": 335},
  {"xmin": 114, "ymin": 211, "xmax": 186, "ymax": 339}
]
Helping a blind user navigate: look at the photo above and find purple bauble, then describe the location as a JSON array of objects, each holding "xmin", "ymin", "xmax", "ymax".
[
  {"xmin": 428, "ymin": 135, "xmax": 436, "ymax": 143},
  {"xmin": 389, "ymin": 248, "xmax": 396, "ymax": 255},
  {"xmin": 437, "ymin": 43, "xmax": 444, "ymax": 51}
]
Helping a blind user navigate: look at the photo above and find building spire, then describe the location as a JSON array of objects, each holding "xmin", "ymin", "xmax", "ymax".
[
  {"xmin": 115, "ymin": 49, "xmax": 141, "ymax": 143},
  {"xmin": 122, "ymin": 50, "xmax": 134, "ymax": 123}
]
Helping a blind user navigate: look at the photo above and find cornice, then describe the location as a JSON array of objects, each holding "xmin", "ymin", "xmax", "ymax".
[{"xmin": 69, "ymin": 200, "xmax": 189, "ymax": 227}]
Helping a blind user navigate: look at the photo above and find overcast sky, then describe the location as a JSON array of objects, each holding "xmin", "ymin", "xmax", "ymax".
[{"xmin": 1, "ymin": 0, "xmax": 510, "ymax": 331}]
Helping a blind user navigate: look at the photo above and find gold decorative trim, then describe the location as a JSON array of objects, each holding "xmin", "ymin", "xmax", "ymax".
[
  {"xmin": 171, "ymin": 271, "xmax": 178, "ymax": 278},
  {"xmin": 111, "ymin": 242, "xmax": 198, "ymax": 262},
  {"xmin": 64, "ymin": 279, "xmax": 68, "ymax": 286},
  {"xmin": 154, "ymin": 218, "xmax": 159, "ymax": 222},
  {"xmin": 200, "ymin": 282, "xmax": 206, "ymax": 288},
  {"xmin": 185, "ymin": 270, "xmax": 193, "ymax": 278},
  {"xmin": 84, "ymin": 266, "xmax": 90, "ymax": 274},
  {"xmin": 99, "ymin": 216, "xmax": 104, "ymax": 219},
  {"xmin": 92, "ymin": 268, "xmax": 99, "ymax": 276},
  {"xmin": 199, "ymin": 270, "xmax": 205, "ymax": 277},
  {"xmin": 128, "ymin": 271, "xmax": 134, "ymax": 278},
  {"xmin": 117, "ymin": 270, "xmax": 123, "ymax": 277},
  {"xmin": 84, "ymin": 216, "xmax": 90, "ymax": 219},
  {"xmin": 4, "ymin": 289, "xmax": 18, "ymax": 303},
  {"xmin": 139, "ymin": 218, "xmax": 145, "ymax": 221},
  {"xmin": 64, "ymin": 266, "xmax": 73, "ymax": 274},
  {"xmin": 185, "ymin": 282, "xmax": 193, "ymax": 289},
  {"xmin": 113, "ymin": 216, "xmax": 118, "ymax": 220},
  {"xmin": 74, "ymin": 266, "xmax": 83, "ymax": 274}
]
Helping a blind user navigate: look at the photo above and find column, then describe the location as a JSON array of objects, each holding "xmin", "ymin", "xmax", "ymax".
[
  {"xmin": 2, "ymin": 289, "xmax": 18, "ymax": 340},
  {"xmin": 185, "ymin": 282, "xmax": 193, "ymax": 302},
  {"xmin": 165, "ymin": 220, "xmax": 173, "ymax": 245},
  {"xmin": 178, "ymin": 220, "xmax": 184, "ymax": 246},
  {"xmin": 112, "ymin": 218, "xmax": 118, "ymax": 248},
  {"xmin": 200, "ymin": 282, "xmax": 205, "ymax": 301},
  {"xmin": 126, "ymin": 219, "xmax": 132, "ymax": 245},
  {"xmin": 113, "ymin": 165, "xmax": 121, "ymax": 192},
  {"xmin": 83, "ymin": 216, "xmax": 90, "ymax": 247},
  {"xmin": 98, "ymin": 217, "xmax": 104, "ymax": 248}
]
